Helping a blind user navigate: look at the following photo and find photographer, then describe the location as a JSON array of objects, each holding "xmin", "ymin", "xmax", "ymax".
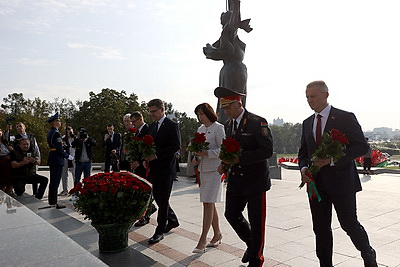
[
  {"xmin": 10, "ymin": 138, "xmax": 48, "ymax": 199},
  {"xmin": 102, "ymin": 123, "xmax": 121, "ymax": 172},
  {"xmin": 71, "ymin": 127, "xmax": 96, "ymax": 186}
]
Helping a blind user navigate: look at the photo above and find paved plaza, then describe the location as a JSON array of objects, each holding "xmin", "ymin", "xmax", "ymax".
[{"xmin": 2, "ymin": 167, "xmax": 400, "ymax": 266}]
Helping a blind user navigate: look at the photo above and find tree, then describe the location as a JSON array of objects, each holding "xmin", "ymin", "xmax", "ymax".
[
  {"xmin": 70, "ymin": 88, "xmax": 145, "ymax": 162},
  {"xmin": 270, "ymin": 123, "xmax": 302, "ymax": 154},
  {"xmin": 173, "ymin": 111, "xmax": 201, "ymax": 162}
]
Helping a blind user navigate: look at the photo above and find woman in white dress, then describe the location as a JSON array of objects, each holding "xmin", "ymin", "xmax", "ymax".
[{"xmin": 192, "ymin": 103, "xmax": 225, "ymax": 253}]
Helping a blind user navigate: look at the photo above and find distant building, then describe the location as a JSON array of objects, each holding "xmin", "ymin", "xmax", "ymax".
[
  {"xmin": 364, "ymin": 127, "xmax": 400, "ymax": 141},
  {"xmin": 273, "ymin": 117, "xmax": 284, "ymax": 126}
]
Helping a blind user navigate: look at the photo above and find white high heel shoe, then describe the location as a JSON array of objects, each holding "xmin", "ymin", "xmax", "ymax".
[
  {"xmin": 206, "ymin": 235, "xmax": 222, "ymax": 247},
  {"xmin": 192, "ymin": 247, "xmax": 206, "ymax": 254}
]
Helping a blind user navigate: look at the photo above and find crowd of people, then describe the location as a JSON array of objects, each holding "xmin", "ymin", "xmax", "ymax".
[{"xmin": 0, "ymin": 82, "xmax": 379, "ymax": 266}]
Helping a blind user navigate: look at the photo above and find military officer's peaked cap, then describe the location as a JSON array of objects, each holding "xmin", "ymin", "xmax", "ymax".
[
  {"xmin": 46, "ymin": 112, "xmax": 60, "ymax": 123},
  {"xmin": 214, "ymin": 87, "xmax": 246, "ymax": 108}
]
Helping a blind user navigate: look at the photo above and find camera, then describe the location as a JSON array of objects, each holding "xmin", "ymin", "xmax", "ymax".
[
  {"xmin": 26, "ymin": 153, "xmax": 32, "ymax": 157},
  {"xmin": 5, "ymin": 117, "xmax": 16, "ymax": 125},
  {"xmin": 79, "ymin": 128, "xmax": 88, "ymax": 140}
]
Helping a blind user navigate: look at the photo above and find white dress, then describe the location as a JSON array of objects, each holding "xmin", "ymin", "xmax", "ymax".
[{"xmin": 197, "ymin": 122, "xmax": 225, "ymax": 203}]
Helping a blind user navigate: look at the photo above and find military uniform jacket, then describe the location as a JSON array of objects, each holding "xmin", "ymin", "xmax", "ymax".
[
  {"xmin": 47, "ymin": 127, "xmax": 68, "ymax": 166},
  {"xmin": 225, "ymin": 110, "xmax": 273, "ymax": 196}
]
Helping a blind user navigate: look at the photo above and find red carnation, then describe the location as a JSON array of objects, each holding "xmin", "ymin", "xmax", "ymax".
[
  {"xmin": 223, "ymin": 137, "xmax": 241, "ymax": 153},
  {"xmin": 110, "ymin": 187, "xmax": 117, "ymax": 194},
  {"xmin": 142, "ymin": 134, "xmax": 154, "ymax": 146},
  {"xmin": 193, "ymin": 132, "xmax": 207, "ymax": 144},
  {"xmin": 331, "ymin": 129, "xmax": 349, "ymax": 144},
  {"xmin": 69, "ymin": 182, "xmax": 82, "ymax": 194},
  {"xmin": 128, "ymin": 127, "xmax": 138, "ymax": 133},
  {"xmin": 100, "ymin": 185, "xmax": 108, "ymax": 192}
]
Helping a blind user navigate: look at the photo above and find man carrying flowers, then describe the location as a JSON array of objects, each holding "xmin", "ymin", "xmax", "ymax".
[
  {"xmin": 146, "ymin": 99, "xmax": 181, "ymax": 245},
  {"xmin": 127, "ymin": 111, "xmax": 157, "ymax": 227},
  {"xmin": 298, "ymin": 80, "xmax": 377, "ymax": 267},
  {"xmin": 214, "ymin": 87, "xmax": 273, "ymax": 267}
]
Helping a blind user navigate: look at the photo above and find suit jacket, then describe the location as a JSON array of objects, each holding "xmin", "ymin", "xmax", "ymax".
[
  {"xmin": 103, "ymin": 132, "xmax": 121, "ymax": 157},
  {"xmin": 225, "ymin": 110, "xmax": 273, "ymax": 196},
  {"xmin": 148, "ymin": 117, "xmax": 181, "ymax": 178},
  {"xmin": 298, "ymin": 106, "xmax": 369, "ymax": 195}
]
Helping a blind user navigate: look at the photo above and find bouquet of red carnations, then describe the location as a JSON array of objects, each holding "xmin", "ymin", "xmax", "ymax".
[
  {"xmin": 188, "ymin": 132, "xmax": 209, "ymax": 154},
  {"xmin": 188, "ymin": 132, "xmax": 210, "ymax": 186},
  {"xmin": 300, "ymin": 129, "xmax": 349, "ymax": 201},
  {"xmin": 124, "ymin": 128, "xmax": 142, "ymax": 161},
  {"xmin": 219, "ymin": 137, "xmax": 241, "ymax": 182}
]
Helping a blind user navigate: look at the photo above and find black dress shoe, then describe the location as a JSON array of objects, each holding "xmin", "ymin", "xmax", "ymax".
[
  {"xmin": 148, "ymin": 233, "xmax": 164, "ymax": 244},
  {"xmin": 164, "ymin": 221, "xmax": 179, "ymax": 233},
  {"xmin": 55, "ymin": 204, "xmax": 66, "ymax": 209},
  {"xmin": 134, "ymin": 217, "xmax": 150, "ymax": 227},
  {"xmin": 242, "ymin": 249, "xmax": 250, "ymax": 263}
]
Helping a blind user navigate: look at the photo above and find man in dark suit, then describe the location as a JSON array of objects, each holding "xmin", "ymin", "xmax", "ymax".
[
  {"xmin": 215, "ymin": 87, "xmax": 273, "ymax": 267},
  {"xmin": 102, "ymin": 123, "xmax": 121, "ymax": 172},
  {"xmin": 298, "ymin": 80, "xmax": 377, "ymax": 267},
  {"xmin": 146, "ymin": 99, "xmax": 181, "ymax": 244},
  {"xmin": 129, "ymin": 111, "xmax": 155, "ymax": 227}
]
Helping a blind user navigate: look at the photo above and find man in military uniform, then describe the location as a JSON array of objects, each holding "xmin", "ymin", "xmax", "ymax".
[
  {"xmin": 215, "ymin": 87, "xmax": 273, "ymax": 267},
  {"xmin": 47, "ymin": 112, "xmax": 73, "ymax": 209}
]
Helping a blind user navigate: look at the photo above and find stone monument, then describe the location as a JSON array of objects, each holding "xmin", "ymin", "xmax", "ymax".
[{"xmin": 203, "ymin": 0, "xmax": 252, "ymax": 123}]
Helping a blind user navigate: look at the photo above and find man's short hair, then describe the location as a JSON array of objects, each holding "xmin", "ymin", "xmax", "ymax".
[
  {"xmin": 147, "ymin": 99, "xmax": 164, "ymax": 109},
  {"xmin": 123, "ymin": 113, "xmax": 131, "ymax": 120},
  {"xmin": 130, "ymin": 111, "xmax": 143, "ymax": 120},
  {"xmin": 307, "ymin": 80, "xmax": 329, "ymax": 92},
  {"xmin": 107, "ymin": 123, "xmax": 114, "ymax": 127},
  {"xmin": 18, "ymin": 137, "xmax": 30, "ymax": 144}
]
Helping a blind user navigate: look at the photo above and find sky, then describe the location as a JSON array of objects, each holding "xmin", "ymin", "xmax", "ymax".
[{"xmin": 1, "ymin": 0, "xmax": 399, "ymax": 131}]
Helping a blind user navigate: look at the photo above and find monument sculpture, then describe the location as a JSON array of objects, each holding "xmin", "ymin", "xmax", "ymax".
[{"xmin": 203, "ymin": 0, "xmax": 252, "ymax": 122}]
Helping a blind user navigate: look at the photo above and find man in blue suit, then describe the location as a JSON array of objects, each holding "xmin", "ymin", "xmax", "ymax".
[
  {"xmin": 146, "ymin": 99, "xmax": 181, "ymax": 244},
  {"xmin": 298, "ymin": 81, "xmax": 377, "ymax": 267},
  {"xmin": 47, "ymin": 112, "xmax": 73, "ymax": 209}
]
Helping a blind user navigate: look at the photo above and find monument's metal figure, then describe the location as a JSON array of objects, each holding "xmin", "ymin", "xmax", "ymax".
[{"xmin": 203, "ymin": 0, "xmax": 252, "ymax": 123}]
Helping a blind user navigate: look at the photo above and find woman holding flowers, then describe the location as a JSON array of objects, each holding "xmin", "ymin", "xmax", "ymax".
[{"xmin": 191, "ymin": 103, "xmax": 225, "ymax": 253}]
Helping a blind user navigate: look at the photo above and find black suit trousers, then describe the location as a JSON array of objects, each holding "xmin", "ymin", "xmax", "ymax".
[
  {"xmin": 150, "ymin": 173, "xmax": 178, "ymax": 235},
  {"xmin": 309, "ymin": 189, "xmax": 373, "ymax": 267}
]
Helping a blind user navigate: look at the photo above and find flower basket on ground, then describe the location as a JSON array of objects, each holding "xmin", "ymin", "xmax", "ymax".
[{"xmin": 69, "ymin": 171, "xmax": 153, "ymax": 252}]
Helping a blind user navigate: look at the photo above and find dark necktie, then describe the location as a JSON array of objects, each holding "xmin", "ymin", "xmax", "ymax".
[
  {"xmin": 155, "ymin": 121, "xmax": 159, "ymax": 136},
  {"xmin": 316, "ymin": 114, "xmax": 322, "ymax": 145},
  {"xmin": 233, "ymin": 120, "xmax": 238, "ymax": 135}
]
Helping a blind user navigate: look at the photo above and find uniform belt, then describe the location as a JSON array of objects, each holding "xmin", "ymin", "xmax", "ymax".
[{"xmin": 49, "ymin": 148, "xmax": 57, "ymax": 151}]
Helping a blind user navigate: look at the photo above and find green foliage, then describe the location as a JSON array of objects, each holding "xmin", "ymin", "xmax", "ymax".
[
  {"xmin": 70, "ymin": 88, "xmax": 145, "ymax": 162},
  {"xmin": 270, "ymin": 123, "xmax": 302, "ymax": 154},
  {"xmin": 173, "ymin": 111, "xmax": 201, "ymax": 162},
  {"xmin": 1, "ymin": 88, "xmax": 201, "ymax": 164}
]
